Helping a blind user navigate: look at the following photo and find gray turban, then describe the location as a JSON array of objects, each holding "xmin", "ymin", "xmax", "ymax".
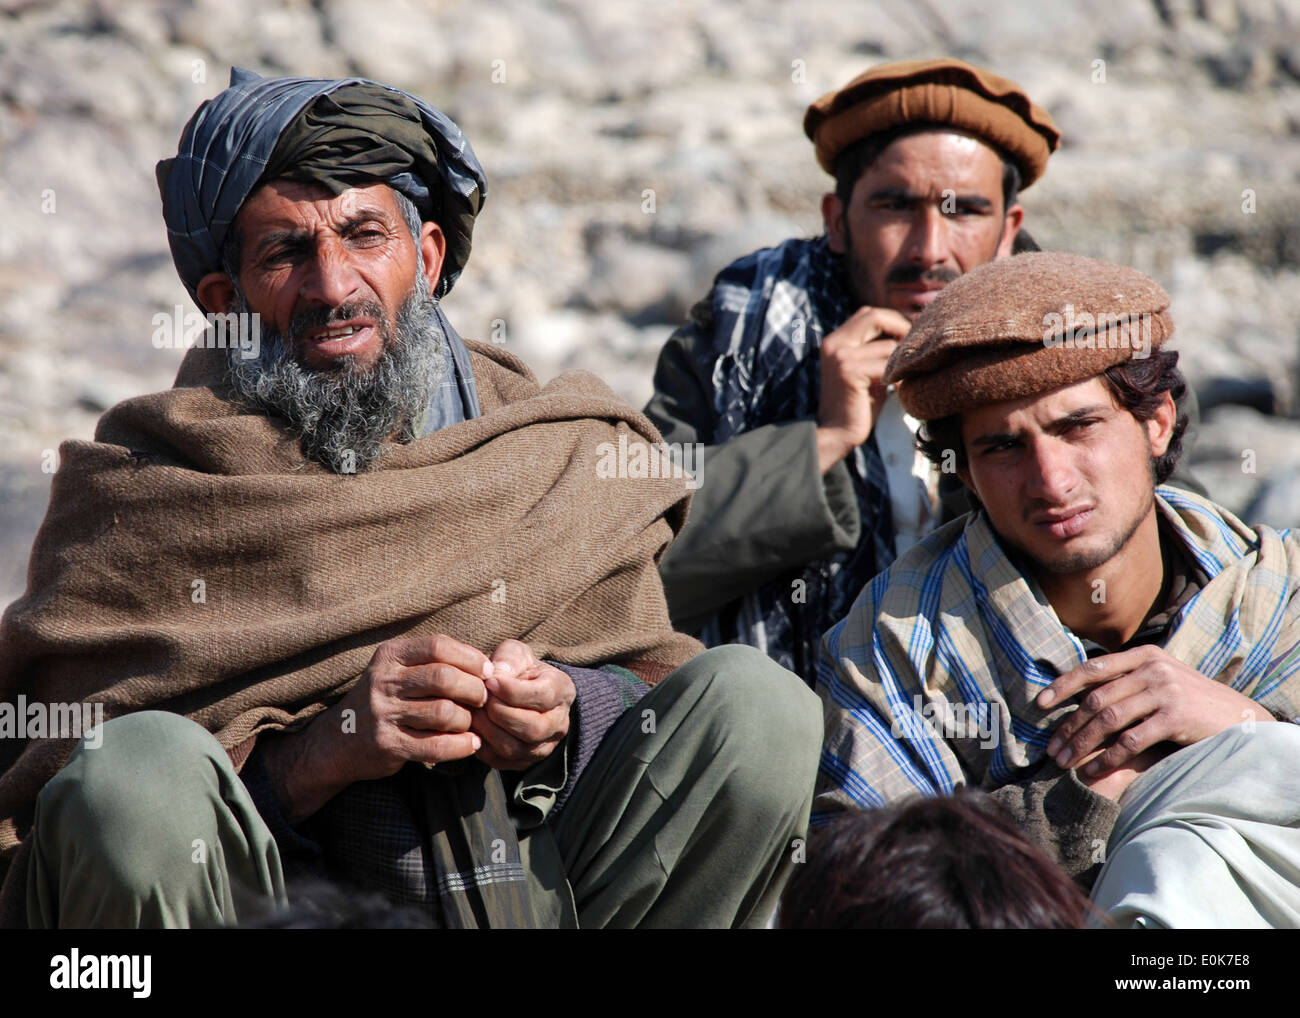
[{"xmin": 157, "ymin": 67, "xmax": 487, "ymax": 308}]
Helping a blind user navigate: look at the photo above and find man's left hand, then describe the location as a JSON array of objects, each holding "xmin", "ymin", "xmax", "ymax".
[
  {"xmin": 1037, "ymin": 646, "xmax": 1272, "ymax": 777},
  {"xmin": 471, "ymin": 639, "xmax": 576, "ymax": 770}
]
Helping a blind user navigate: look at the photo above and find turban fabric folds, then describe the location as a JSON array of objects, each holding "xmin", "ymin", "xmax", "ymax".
[{"xmin": 157, "ymin": 68, "xmax": 487, "ymax": 307}]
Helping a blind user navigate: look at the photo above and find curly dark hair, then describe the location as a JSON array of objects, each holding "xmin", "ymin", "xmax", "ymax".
[{"xmin": 916, "ymin": 349, "xmax": 1189, "ymax": 485}]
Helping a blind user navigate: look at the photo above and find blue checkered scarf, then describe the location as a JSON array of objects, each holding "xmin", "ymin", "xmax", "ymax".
[{"xmin": 696, "ymin": 235, "xmax": 895, "ymax": 681}]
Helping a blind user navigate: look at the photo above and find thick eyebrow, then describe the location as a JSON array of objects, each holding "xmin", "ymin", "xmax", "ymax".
[
  {"xmin": 968, "ymin": 405, "xmax": 1110, "ymax": 450},
  {"xmin": 950, "ymin": 193, "xmax": 993, "ymax": 212},
  {"xmin": 250, "ymin": 207, "xmax": 398, "ymax": 261},
  {"xmin": 968, "ymin": 429, "xmax": 1018, "ymax": 451},
  {"xmin": 1047, "ymin": 405, "xmax": 1109, "ymax": 433},
  {"xmin": 864, "ymin": 186, "xmax": 921, "ymax": 205},
  {"xmin": 863, "ymin": 187, "xmax": 993, "ymax": 212}
]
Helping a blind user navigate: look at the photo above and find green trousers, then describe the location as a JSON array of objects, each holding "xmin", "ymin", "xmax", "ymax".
[{"xmin": 27, "ymin": 645, "xmax": 822, "ymax": 929}]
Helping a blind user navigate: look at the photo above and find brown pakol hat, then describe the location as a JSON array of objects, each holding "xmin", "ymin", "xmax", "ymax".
[
  {"xmin": 803, "ymin": 58, "xmax": 1060, "ymax": 187},
  {"xmin": 884, "ymin": 252, "xmax": 1174, "ymax": 421}
]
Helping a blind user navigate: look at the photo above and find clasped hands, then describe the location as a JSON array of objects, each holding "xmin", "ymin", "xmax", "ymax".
[
  {"xmin": 341, "ymin": 634, "xmax": 575, "ymax": 781},
  {"xmin": 1036, "ymin": 645, "xmax": 1272, "ymax": 800}
]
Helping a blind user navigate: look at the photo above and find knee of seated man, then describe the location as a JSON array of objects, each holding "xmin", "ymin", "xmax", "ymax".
[
  {"xmin": 670, "ymin": 645, "xmax": 822, "ymax": 792},
  {"xmin": 38, "ymin": 710, "xmax": 228, "ymax": 847}
]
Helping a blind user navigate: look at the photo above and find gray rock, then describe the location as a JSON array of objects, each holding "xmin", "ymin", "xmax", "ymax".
[
  {"xmin": 1194, "ymin": 404, "xmax": 1300, "ymax": 461},
  {"xmin": 580, "ymin": 237, "xmax": 692, "ymax": 320},
  {"xmin": 1244, "ymin": 462, "xmax": 1300, "ymax": 529}
]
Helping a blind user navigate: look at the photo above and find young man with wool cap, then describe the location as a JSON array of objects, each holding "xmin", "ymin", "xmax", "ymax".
[{"xmin": 814, "ymin": 251, "xmax": 1300, "ymax": 928}]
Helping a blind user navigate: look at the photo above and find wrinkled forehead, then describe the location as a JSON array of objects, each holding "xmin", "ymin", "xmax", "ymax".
[
  {"xmin": 864, "ymin": 127, "xmax": 1008, "ymax": 191},
  {"xmin": 235, "ymin": 179, "xmax": 407, "ymax": 234}
]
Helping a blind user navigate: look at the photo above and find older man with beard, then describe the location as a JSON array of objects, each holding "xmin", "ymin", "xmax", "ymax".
[
  {"xmin": 221, "ymin": 181, "xmax": 450, "ymax": 476},
  {"xmin": 0, "ymin": 69, "xmax": 822, "ymax": 929}
]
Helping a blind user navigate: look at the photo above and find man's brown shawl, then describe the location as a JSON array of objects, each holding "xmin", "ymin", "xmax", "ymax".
[{"xmin": 0, "ymin": 339, "xmax": 702, "ymax": 920}]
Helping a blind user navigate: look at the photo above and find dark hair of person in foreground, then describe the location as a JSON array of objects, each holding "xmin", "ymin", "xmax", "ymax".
[{"xmin": 780, "ymin": 789, "xmax": 1094, "ymax": 929}]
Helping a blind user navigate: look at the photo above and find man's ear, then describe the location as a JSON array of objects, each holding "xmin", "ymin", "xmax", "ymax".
[
  {"xmin": 197, "ymin": 272, "xmax": 237, "ymax": 316},
  {"xmin": 1145, "ymin": 390, "xmax": 1177, "ymax": 459},
  {"xmin": 420, "ymin": 221, "xmax": 447, "ymax": 294},
  {"xmin": 995, "ymin": 203, "xmax": 1025, "ymax": 259},
  {"xmin": 822, "ymin": 192, "xmax": 847, "ymax": 254}
]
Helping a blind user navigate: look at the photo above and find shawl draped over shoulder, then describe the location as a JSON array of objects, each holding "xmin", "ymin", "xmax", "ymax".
[{"xmin": 0, "ymin": 339, "xmax": 703, "ymax": 910}]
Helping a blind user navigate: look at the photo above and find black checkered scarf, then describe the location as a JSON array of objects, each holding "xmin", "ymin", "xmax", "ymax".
[{"xmin": 694, "ymin": 235, "xmax": 895, "ymax": 681}]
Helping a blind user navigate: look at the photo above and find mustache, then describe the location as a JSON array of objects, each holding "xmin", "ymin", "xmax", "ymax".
[
  {"xmin": 223, "ymin": 282, "xmax": 445, "ymax": 474},
  {"xmin": 286, "ymin": 300, "xmax": 388, "ymax": 349},
  {"xmin": 886, "ymin": 265, "xmax": 960, "ymax": 286}
]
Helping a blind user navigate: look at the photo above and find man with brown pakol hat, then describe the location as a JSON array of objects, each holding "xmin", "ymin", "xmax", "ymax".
[
  {"xmin": 645, "ymin": 59, "xmax": 1202, "ymax": 685},
  {"xmin": 814, "ymin": 252, "xmax": 1300, "ymax": 928},
  {"xmin": 0, "ymin": 69, "xmax": 822, "ymax": 929},
  {"xmin": 643, "ymin": 58, "xmax": 1056, "ymax": 683}
]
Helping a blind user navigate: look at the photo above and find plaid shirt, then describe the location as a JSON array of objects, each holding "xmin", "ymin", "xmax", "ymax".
[{"xmin": 815, "ymin": 486, "xmax": 1300, "ymax": 817}]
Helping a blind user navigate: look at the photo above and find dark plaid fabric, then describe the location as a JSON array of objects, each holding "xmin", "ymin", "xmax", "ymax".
[
  {"xmin": 306, "ymin": 761, "xmax": 533, "ymax": 929},
  {"xmin": 241, "ymin": 750, "xmax": 534, "ymax": 928},
  {"xmin": 691, "ymin": 234, "xmax": 895, "ymax": 681}
]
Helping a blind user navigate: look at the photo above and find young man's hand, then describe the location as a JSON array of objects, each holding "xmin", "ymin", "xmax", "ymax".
[
  {"xmin": 1038, "ymin": 646, "xmax": 1272, "ymax": 782},
  {"xmin": 1075, "ymin": 742, "xmax": 1175, "ymax": 802}
]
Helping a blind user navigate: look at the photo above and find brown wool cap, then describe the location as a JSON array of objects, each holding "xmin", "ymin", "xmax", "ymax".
[
  {"xmin": 884, "ymin": 252, "xmax": 1174, "ymax": 421},
  {"xmin": 803, "ymin": 58, "xmax": 1060, "ymax": 187}
]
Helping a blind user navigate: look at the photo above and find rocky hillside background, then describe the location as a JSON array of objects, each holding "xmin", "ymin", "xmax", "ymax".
[{"xmin": 2, "ymin": 0, "xmax": 1300, "ymax": 607}]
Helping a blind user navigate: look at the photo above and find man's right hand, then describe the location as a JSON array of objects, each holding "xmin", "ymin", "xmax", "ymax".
[
  {"xmin": 259, "ymin": 634, "xmax": 492, "ymax": 825},
  {"xmin": 816, "ymin": 305, "xmax": 910, "ymax": 472}
]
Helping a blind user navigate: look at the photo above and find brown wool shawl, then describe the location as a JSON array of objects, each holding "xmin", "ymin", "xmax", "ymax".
[{"xmin": 0, "ymin": 339, "xmax": 703, "ymax": 912}]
